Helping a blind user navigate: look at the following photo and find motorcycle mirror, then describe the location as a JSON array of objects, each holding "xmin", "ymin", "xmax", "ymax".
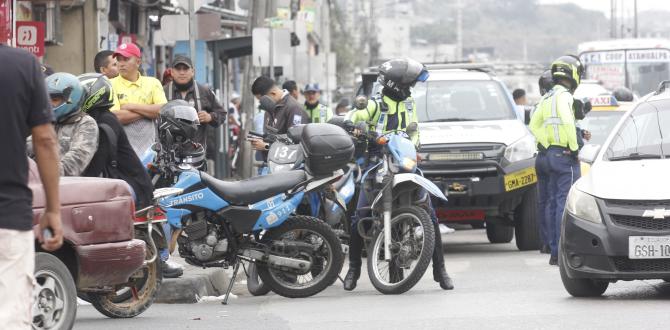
[{"xmin": 354, "ymin": 95, "xmax": 368, "ymax": 110}]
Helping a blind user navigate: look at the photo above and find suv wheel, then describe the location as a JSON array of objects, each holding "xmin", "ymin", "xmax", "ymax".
[
  {"xmin": 514, "ymin": 186, "xmax": 540, "ymax": 251},
  {"xmin": 559, "ymin": 246, "xmax": 608, "ymax": 297},
  {"xmin": 486, "ymin": 221, "xmax": 514, "ymax": 243}
]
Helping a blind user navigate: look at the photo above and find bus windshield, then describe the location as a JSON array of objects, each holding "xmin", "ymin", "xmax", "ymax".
[{"xmin": 580, "ymin": 48, "xmax": 670, "ymax": 96}]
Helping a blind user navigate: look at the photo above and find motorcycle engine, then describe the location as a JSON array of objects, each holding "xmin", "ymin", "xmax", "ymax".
[{"xmin": 178, "ymin": 215, "xmax": 229, "ymax": 264}]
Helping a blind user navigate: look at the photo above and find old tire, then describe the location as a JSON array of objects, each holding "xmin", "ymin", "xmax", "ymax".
[
  {"xmin": 486, "ymin": 222, "xmax": 514, "ymax": 243},
  {"xmin": 88, "ymin": 238, "xmax": 162, "ymax": 318},
  {"xmin": 559, "ymin": 247, "xmax": 608, "ymax": 297},
  {"xmin": 515, "ymin": 186, "xmax": 541, "ymax": 251},
  {"xmin": 246, "ymin": 262, "xmax": 272, "ymax": 296},
  {"xmin": 367, "ymin": 206, "xmax": 435, "ymax": 295},
  {"xmin": 257, "ymin": 216, "xmax": 344, "ymax": 298},
  {"xmin": 33, "ymin": 252, "xmax": 77, "ymax": 330}
]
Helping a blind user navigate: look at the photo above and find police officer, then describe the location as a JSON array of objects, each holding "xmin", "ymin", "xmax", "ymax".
[
  {"xmin": 344, "ymin": 58, "xmax": 454, "ymax": 291},
  {"xmin": 249, "ymin": 76, "xmax": 309, "ymax": 151},
  {"xmin": 303, "ymin": 83, "xmax": 333, "ymax": 123},
  {"xmin": 529, "ymin": 56, "xmax": 583, "ymax": 265},
  {"xmin": 535, "ymin": 70, "xmax": 553, "ymax": 255}
]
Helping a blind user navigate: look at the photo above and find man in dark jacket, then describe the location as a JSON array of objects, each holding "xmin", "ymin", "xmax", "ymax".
[
  {"xmin": 164, "ymin": 55, "xmax": 226, "ymax": 162},
  {"xmin": 249, "ymin": 76, "xmax": 309, "ymax": 151}
]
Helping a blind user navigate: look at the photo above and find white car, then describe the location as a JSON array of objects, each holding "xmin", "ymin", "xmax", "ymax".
[{"xmin": 560, "ymin": 82, "xmax": 670, "ymax": 297}]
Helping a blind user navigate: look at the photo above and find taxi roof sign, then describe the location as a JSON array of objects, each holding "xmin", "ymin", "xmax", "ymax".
[{"xmin": 589, "ymin": 94, "xmax": 619, "ymax": 107}]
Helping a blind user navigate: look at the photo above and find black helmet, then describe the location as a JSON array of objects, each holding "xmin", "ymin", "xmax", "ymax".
[
  {"xmin": 538, "ymin": 70, "xmax": 554, "ymax": 96},
  {"xmin": 175, "ymin": 141, "xmax": 206, "ymax": 169},
  {"xmin": 551, "ymin": 55, "xmax": 584, "ymax": 91},
  {"xmin": 612, "ymin": 87, "xmax": 634, "ymax": 102},
  {"xmin": 159, "ymin": 100, "xmax": 200, "ymax": 143},
  {"xmin": 78, "ymin": 73, "xmax": 115, "ymax": 112},
  {"xmin": 377, "ymin": 58, "xmax": 429, "ymax": 99}
]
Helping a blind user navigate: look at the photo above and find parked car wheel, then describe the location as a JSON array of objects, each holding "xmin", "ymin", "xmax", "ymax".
[
  {"xmin": 514, "ymin": 186, "xmax": 540, "ymax": 251},
  {"xmin": 486, "ymin": 221, "xmax": 514, "ymax": 244},
  {"xmin": 33, "ymin": 252, "xmax": 77, "ymax": 330}
]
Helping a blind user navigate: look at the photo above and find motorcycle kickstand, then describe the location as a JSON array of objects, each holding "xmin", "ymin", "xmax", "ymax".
[{"xmin": 222, "ymin": 261, "xmax": 241, "ymax": 305}]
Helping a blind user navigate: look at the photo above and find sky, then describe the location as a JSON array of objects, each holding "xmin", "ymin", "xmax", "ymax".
[{"xmin": 540, "ymin": 0, "xmax": 670, "ymax": 17}]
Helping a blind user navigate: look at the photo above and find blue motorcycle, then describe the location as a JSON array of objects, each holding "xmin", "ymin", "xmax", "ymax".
[
  {"xmin": 245, "ymin": 126, "xmax": 360, "ymax": 296},
  {"xmin": 355, "ymin": 122, "xmax": 448, "ymax": 295},
  {"xmin": 157, "ymin": 123, "xmax": 352, "ymax": 302}
]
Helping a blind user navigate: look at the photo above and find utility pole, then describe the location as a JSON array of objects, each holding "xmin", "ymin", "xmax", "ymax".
[
  {"xmin": 610, "ymin": 0, "xmax": 617, "ymax": 39},
  {"xmin": 634, "ymin": 0, "xmax": 638, "ymax": 38},
  {"xmin": 456, "ymin": 0, "xmax": 463, "ymax": 61},
  {"xmin": 189, "ymin": 0, "xmax": 196, "ymax": 58}
]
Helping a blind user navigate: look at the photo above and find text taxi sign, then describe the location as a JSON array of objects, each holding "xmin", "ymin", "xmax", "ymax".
[{"xmin": 16, "ymin": 21, "xmax": 45, "ymax": 57}]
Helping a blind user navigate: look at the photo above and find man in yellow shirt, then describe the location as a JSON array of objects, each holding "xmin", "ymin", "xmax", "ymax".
[
  {"xmin": 529, "ymin": 55, "xmax": 583, "ymax": 266},
  {"xmin": 110, "ymin": 43, "xmax": 167, "ymax": 157}
]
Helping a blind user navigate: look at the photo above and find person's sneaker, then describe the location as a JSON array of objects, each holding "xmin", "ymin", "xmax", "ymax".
[
  {"xmin": 163, "ymin": 260, "xmax": 184, "ymax": 278},
  {"xmin": 540, "ymin": 245, "xmax": 551, "ymax": 254},
  {"xmin": 549, "ymin": 255, "xmax": 558, "ymax": 266},
  {"xmin": 439, "ymin": 224, "xmax": 456, "ymax": 234}
]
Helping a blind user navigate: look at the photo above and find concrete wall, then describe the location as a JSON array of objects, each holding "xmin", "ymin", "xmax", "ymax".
[{"xmin": 44, "ymin": 0, "xmax": 99, "ymax": 74}]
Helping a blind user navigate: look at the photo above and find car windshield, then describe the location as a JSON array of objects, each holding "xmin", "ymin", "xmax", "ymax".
[
  {"xmin": 578, "ymin": 111, "xmax": 626, "ymax": 146},
  {"xmin": 413, "ymin": 80, "xmax": 516, "ymax": 122},
  {"xmin": 604, "ymin": 100, "xmax": 670, "ymax": 161}
]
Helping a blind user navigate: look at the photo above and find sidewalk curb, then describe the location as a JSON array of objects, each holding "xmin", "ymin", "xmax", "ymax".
[{"xmin": 155, "ymin": 268, "xmax": 230, "ymax": 304}]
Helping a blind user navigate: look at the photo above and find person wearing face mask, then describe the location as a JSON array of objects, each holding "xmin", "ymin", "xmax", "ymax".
[
  {"xmin": 249, "ymin": 76, "xmax": 309, "ymax": 151},
  {"xmin": 164, "ymin": 55, "xmax": 226, "ymax": 164}
]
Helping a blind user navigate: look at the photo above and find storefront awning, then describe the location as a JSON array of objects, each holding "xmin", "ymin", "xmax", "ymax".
[{"xmin": 209, "ymin": 36, "xmax": 252, "ymax": 59}]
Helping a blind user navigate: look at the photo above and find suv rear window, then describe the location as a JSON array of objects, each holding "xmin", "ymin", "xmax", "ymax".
[{"xmin": 412, "ymin": 80, "xmax": 516, "ymax": 122}]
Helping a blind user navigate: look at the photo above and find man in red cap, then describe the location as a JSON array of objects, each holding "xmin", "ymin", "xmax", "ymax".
[{"xmin": 110, "ymin": 43, "xmax": 167, "ymax": 157}]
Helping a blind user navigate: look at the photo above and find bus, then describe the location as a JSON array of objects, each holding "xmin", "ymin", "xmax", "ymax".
[{"xmin": 578, "ymin": 38, "xmax": 670, "ymax": 97}]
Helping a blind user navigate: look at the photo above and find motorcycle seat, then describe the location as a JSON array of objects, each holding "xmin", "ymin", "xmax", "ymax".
[{"xmin": 200, "ymin": 170, "xmax": 307, "ymax": 205}]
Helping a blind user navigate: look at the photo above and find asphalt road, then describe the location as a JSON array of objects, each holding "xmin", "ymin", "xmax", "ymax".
[{"xmin": 75, "ymin": 228, "xmax": 670, "ymax": 330}]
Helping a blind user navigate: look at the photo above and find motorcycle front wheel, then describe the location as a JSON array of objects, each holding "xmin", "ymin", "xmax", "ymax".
[
  {"xmin": 367, "ymin": 206, "xmax": 435, "ymax": 295},
  {"xmin": 257, "ymin": 216, "xmax": 344, "ymax": 298}
]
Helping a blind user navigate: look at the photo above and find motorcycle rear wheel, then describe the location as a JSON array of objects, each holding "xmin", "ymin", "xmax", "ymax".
[
  {"xmin": 367, "ymin": 206, "xmax": 435, "ymax": 295},
  {"xmin": 257, "ymin": 216, "xmax": 344, "ymax": 298},
  {"xmin": 88, "ymin": 236, "xmax": 162, "ymax": 318}
]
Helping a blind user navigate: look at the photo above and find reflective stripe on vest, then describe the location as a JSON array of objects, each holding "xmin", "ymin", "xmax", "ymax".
[{"xmin": 542, "ymin": 89, "xmax": 564, "ymax": 144}]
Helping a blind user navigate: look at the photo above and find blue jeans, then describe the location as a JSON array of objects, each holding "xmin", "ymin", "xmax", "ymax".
[
  {"xmin": 546, "ymin": 148, "xmax": 579, "ymax": 257},
  {"xmin": 535, "ymin": 151, "xmax": 550, "ymax": 248},
  {"xmin": 160, "ymin": 223, "xmax": 172, "ymax": 262}
]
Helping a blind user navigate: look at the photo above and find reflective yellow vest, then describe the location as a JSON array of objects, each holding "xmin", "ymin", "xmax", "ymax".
[{"xmin": 529, "ymin": 85, "xmax": 578, "ymax": 152}]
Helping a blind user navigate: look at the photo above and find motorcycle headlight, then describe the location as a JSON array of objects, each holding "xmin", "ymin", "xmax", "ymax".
[
  {"xmin": 565, "ymin": 187, "xmax": 602, "ymax": 223},
  {"xmin": 504, "ymin": 135, "xmax": 536, "ymax": 163}
]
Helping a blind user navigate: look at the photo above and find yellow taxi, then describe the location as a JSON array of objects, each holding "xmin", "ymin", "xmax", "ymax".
[{"xmin": 578, "ymin": 94, "xmax": 632, "ymax": 175}]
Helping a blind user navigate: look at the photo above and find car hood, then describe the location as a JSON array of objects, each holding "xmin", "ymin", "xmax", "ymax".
[
  {"xmin": 418, "ymin": 120, "xmax": 529, "ymax": 146},
  {"xmin": 576, "ymin": 159, "xmax": 670, "ymax": 200}
]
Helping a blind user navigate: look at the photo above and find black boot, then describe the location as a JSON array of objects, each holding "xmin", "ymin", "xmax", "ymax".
[
  {"xmin": 344, "ymin": 222, "xmax": 365, "ymax": 291},
  {"xmin": 432, "ymin": 222, "xmax": 454, "ymax": 290},
  {"xmin": 343, "ymin": 266, "xmax": 361, "ymax": 291}
]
